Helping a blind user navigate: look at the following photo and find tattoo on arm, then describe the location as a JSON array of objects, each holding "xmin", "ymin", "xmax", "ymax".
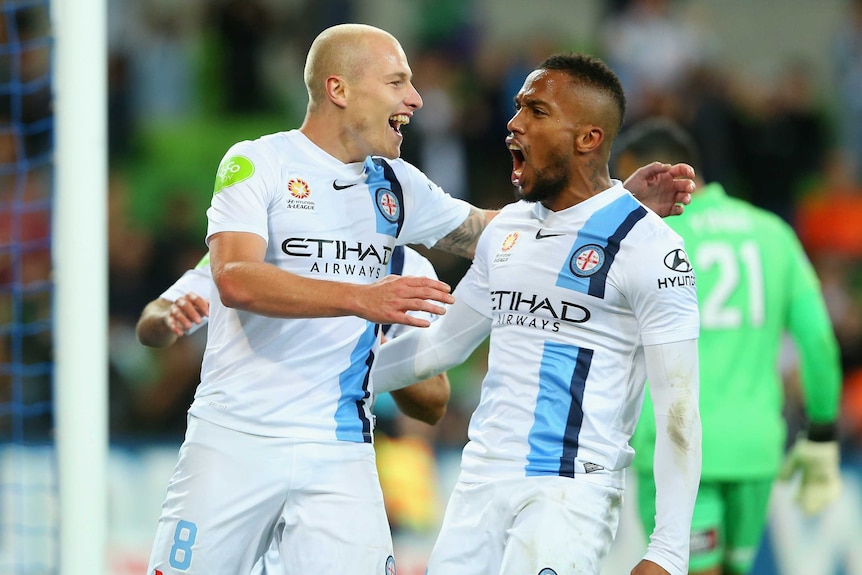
[{"xmin": 432, "ymin": 206, "xmax": 488, "ymax": 259}]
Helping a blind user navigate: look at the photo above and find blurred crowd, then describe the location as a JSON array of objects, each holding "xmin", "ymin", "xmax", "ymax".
[{"xmin": 3, "ymin": 0, "xmax": 862, "ymax": 537}]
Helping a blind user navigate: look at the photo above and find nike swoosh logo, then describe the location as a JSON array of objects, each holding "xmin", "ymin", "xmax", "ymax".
[
  {"xmin": 535, "ymin": 229, "xmax": 565, "ymax": 240},
  {"xmin": 332, "ymin": 181, "xmax": 359, "ymax": 190}
]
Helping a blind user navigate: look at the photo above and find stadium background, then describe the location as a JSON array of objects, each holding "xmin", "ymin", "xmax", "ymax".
[{"xmin": 4, "ymin": 0, "xmax": 862, "ymax": 573}]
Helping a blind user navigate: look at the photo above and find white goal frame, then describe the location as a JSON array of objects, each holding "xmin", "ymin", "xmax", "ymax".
[{"xmin": 52, "ymin": 0, "xmax": 108, "ymax": 573}]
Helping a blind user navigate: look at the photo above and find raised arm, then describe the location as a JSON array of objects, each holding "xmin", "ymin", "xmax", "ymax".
[
  {"xmin": 633, "ymin": 338, "xmax": 701, "ymax": 575},
  {"xmin": 431, "ymin": 206, "xmax": 498, "ymax": 259},
  {"xmin": 209, "ymin": 231, "xmax": 455, "ymax": 327},
  {"xmin": 624, "ymin": 162, "xmax": 695, "ymax": 217}
]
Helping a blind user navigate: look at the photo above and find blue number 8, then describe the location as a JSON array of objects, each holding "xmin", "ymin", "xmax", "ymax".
[{"xmin": 169, "ymin": 520, "xmax": 198, "ymax": 570}]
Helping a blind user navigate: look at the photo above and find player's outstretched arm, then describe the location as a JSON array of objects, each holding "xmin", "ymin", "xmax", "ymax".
[
  {"xmin": 640, "ymin": 338, "xmax": 701, "ymax": 575},
  {"xmin": 373, "ymin": 297, "xmax": 490, "ymax": 394},
  {"xmin": 136, "ymin": 293, "xmax": 209, "ymax": 348},
  {"xmin": 432, "ymin": 206, "xmax": 498, "ymax": 259},
  {"xmin": 624, "ymin": 162, "xmax": 695, "ymax": 217},
  {"xmin": 209, "ymin": 231, "xmax": 455, "ymax": 326}
]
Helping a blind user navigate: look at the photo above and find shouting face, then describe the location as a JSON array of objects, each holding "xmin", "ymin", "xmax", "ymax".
[
  {"xmin": 342, "ymin": 35, "xmax": 423, "ymax": 160},
  {"xmin": 506, "ymin": 68, "xmax": 610, "ymax": 210}
]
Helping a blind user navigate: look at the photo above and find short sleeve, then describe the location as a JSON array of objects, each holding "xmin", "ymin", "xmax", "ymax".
[
  {"xmin": 617, "ymin": 225, "xmax": 700, "ymax": 346},
  {"xmin": 452, "ymin": 225, "xmax": 494, "ymax": 318},
  {"xmin": 391, "ymin": 160, "xmax": 472, "ymax": 248},
  {"xmin": 160, "ymin": 266, "xmax": 213, "ymax": 303},
  {"xmin": 206, "ymin": 140, "xmax": 280, "ymax": 245}
]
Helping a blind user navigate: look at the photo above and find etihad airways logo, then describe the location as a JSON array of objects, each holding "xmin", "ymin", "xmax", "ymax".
[
  {"xmin": 282, "ymin": 238, "xmax": 393, "ymax": 279},
  {"xmin": 491, "ymin": 289, "xmax": 591, "ymax": 332},
  {"xmin": 281, "ymin": 238, "xmax": 392, "ymax": 262}
]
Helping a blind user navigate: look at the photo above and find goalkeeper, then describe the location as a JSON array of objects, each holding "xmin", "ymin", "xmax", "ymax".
[{"xmin": 613, "ymin": 119, "xmax": 842, "ymax": 575}]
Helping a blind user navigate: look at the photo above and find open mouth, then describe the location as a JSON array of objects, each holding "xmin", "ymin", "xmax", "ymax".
[
  {"xmin": 508, "ymin": 141, "xmax": 525, "ymax": 186},
  {"xmin": 389, "ymin": 114, "xmax": 410, "ymax": 135}
]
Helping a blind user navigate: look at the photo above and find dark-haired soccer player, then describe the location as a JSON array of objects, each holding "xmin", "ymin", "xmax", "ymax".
[
  {"xmin": 143, "ymin": 22, "xmax": 695, "ymax": 574},
  {"xmin": 374, "ymin": 54, "xmax": 701, "ymax": 575},
  {"xmin": 614, "ymin": 118, "xmax": 842, "ymax": 575}
]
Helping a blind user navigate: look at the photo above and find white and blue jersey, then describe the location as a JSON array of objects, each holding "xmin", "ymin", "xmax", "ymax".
[
  {"xmin": 381, "ymin": 245, "xmax": 439, "ymax": 340},
  {"xmin": 456, "ymin": 182, "xmax": 699, "ymax": 486},
  {"xmin": 159, "ymin": 247, "xmax": 434, "ymax": 340},
  {"xmin": 195, "ymin": 129, "xmax": 470, "ymax": 441}
]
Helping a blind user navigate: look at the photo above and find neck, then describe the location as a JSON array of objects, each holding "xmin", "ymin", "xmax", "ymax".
[
  {"xmin": 300, "ymin": 113, "xmax": 365, "ymax": 164},
  {"xmin": 542, "ymin": 168, "xmax": 612, "ymax": 212}
]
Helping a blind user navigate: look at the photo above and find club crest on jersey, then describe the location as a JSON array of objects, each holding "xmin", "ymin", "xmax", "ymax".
[
  {"xmin": 538, "ymin": 569, "xmax": 558, "ymax": 575},
  {"xmin": 375, "ymin": 188, "xmax": 400, "ymax": 222},
  {"xmin": 285, "ymin": 178, "xmax": 316, "ymax": 211},
  {"xmin": 385, "ymin": 555, "xmax": 397, "ymax": 575},
  {"xmin": 570, "ymin": 244, "xmax": 605, "ymax": 277}
]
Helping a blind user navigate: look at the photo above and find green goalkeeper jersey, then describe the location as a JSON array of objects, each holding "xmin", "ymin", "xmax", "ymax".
[{"xmin": 631, "ymin": 183, "xmax": 841, "ymax": 479}]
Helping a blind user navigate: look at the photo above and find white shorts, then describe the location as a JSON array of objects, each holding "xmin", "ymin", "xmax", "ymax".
[
  {"xmin": 146, "ymin": 415, "xmax": 393, "ymax": 574},
  {"xmin": 249, "ymin": 531, "xmax": 282, "ymax": 574},
  {"xmin": 427, "ymin": 475, "xmax": 623, "ymax": 575}
]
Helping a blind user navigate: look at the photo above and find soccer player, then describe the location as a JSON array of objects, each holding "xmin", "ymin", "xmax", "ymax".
[
  {"xmin": 135, "ymin": 253, "xmax": 211, "ymax": 347},
  {"xmin": 137, "ymin": 246, "xmax": 451, "ymax": 575},
  {"xmin": 613, "ymin": 118, "xmax": 843, "ymax": 575},
  {"xmin": 136, "ymin": 247, "xmax": 452, "ymax": 425},
  {"xmin": 372, "ymin": 53, "xmax": 702, "ymax": 575},
  {"xmin": 144, "ymin": 23, "xmax": 695, "ymax": 575}
]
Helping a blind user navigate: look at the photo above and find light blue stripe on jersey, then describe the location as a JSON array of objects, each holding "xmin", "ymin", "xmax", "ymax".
[
  {"xmin": 556, "ymin": 194, "xmax": 647, "ymax": 298},
  {"xmin": 334, "ymin": 322, "xmax": 376, "ymax": 443},
  {"xmin": 365, "ymin": 157, "xmax": 404, "ymax": 238},
  {"xmin": 525, "ymin": 342, "xmax": 592, "ymax": 477}
]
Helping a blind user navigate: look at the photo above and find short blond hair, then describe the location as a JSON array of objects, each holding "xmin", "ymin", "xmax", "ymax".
[{"xmin": 303, "ymin": 24, "xmax": 398, "ymax": 109}]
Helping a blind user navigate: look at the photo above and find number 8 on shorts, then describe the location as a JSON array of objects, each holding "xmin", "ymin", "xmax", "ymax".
[{"xmin": 169, "ymin": 520, "xmax": 198, "ymax": 570}]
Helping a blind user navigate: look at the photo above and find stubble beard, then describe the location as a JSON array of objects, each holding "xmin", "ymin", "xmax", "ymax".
[
  {"xmin": 514, "ymin": 155, "xmax": 569, "ymax": 205},
  {"xmin": 351, "ymin": 116, "xmax": 402, "ymax": 160}
]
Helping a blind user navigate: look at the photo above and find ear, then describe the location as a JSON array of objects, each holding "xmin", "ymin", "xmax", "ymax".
[
  {"xmin": 326, "ymin": 76, "xmax": 348, "ymax": 109},
  {"xmin": 575, "ymin": 126, "xmax": 604, "ymax": 154}
]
